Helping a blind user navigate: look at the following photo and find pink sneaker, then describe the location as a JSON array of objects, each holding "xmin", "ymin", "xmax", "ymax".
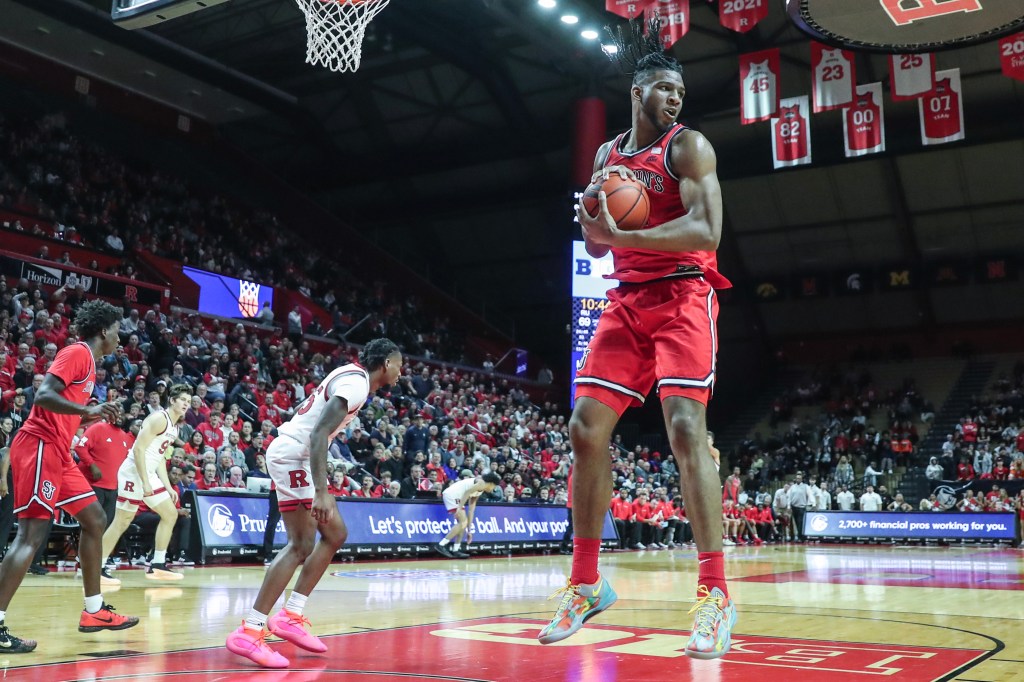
[
  {"xmin": 226, "ymin": 623, "xmax": 290, "ymax": 668},
  {"xmin": 268, "ymin": 609, "xmax": 328, "ymax": 653}
]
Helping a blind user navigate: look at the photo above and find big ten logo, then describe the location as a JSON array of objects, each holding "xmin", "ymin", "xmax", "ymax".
[
  {"xmin": 879, "ymin": 0, "xmax": 982, "ymax": 26},
  {"xmin": 575, "ymin": 258, "xmax": 614, "ymax": 278},
  {"xmin": 430, "ymin": 623, "xmax": 975, "ymax": 675}
]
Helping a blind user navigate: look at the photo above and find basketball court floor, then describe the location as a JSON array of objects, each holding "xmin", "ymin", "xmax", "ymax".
[{"xmin": 0, "ymin": 545, "xmax": 1020, "ymax": 681}]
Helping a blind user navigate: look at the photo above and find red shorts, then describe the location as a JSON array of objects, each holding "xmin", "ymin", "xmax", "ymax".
[
  {"xmin": 11, "ymin": 431, "xmax": 96, "ymax": 519},
  {"xmin": 575, "ymin": 276, "xmax": 719, "ymax": 415}
]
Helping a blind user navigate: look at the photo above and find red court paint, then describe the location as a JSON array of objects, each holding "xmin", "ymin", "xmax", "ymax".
[{"xmin": 1, "ymin": 618, "xmax": 987, "ymax": 681}]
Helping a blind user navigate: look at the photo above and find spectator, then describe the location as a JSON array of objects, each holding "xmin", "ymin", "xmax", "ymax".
[
  {"xmin": 859, "ymin": 485, "xmax": 883, "ymax": 511},
  {"xmin": 835, "ymin": 486, "xmax": 855, "ymax": 511},
  {"xmin": 925, "ymin": 457, "xmax": 944, "ymax": 482}
]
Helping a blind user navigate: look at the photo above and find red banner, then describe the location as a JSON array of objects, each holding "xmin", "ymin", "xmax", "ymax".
[
  {"xmin": 1000, "ymin": 32, "xmax": 1024, "ymax": 82},
  {"xmin": 605, "ymin": 0, "xmax": 655, "ymax": 19},
  {"xmin": 889, "ymin": 53, "xmax": 935, "ymax": 100},
  {"xmin": 843, "ymin": 83, "xmax": 885, "ymax": 157},
  {"xmin": 919, "ymin": 68, "xmax": 964, "ymax": 146},
  {"xmin": 771, "ymin": 96, "xmax": 811, "ymax": 169},
  {"xmin": 739, "ymin": 48, "xmax": 780, "ymax": 124},
  {"xmin": 879, "ymin": 0, "xmax": 982, "ymax": 26},
  {"xmin": 811, "ymin": 42, "xmax": 855, "ymax": 112},
  {"xmin": 720, "ymin": 0, "xmax": 769, "ymax": 33},
  {"xmin": 644, "ymin": 0, "xmax": 689, "ymax": 49}
]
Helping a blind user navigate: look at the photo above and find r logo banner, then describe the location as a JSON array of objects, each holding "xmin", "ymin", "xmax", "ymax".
[{"xmin": 879, "ymin": 0, "xmax": 983, "ymax": 26}]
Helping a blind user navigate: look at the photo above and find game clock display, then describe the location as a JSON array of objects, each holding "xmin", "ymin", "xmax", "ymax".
[{"xmin": 570, "ymin": 241, "xmax": 617, "ymax": 406}]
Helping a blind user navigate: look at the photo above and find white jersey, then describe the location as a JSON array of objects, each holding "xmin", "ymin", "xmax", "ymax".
[
  {"xmin": 446, "ymin": 478, "xmax": 481, "ymax": 503},
  {"xmin": 278, "ymin": 363, "xmax": 370, "ymax": 445},
  {"xmin": 742, "ymin": 60, "xmax": 776, "ymax": 122},
  {"xmin": 120, "ymin": 411, "xmax": 177, "ymax": 478},
  {"xmin": 813, "ymin": 48, "xmax": 853, "ymax": 110}
]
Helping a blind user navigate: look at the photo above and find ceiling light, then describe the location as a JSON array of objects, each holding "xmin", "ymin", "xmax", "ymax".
[
  {"xmin": 581, "ymin": 29, "xmax": 599, "ymax": 40},
  {"xmin": 601, "ymin": 44, "xmax": 619, "ymax": 55},
  {"xmin": 561, "ymin": 14, "xmax": 579, "ymax": 24},
  {"xmin": 537, "ymin": 0, "xmax": 556, "ymax": 8}
]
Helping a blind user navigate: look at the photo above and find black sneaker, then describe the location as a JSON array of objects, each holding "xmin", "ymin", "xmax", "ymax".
[
  {"xmin": 177, "ymin": 551, "xmax": 195, "ymax": 567},
  {"xmin": 435, "ymin": 543, "xmax": 455, "ymax": 558},
  {"xmin": 452, "ymin": 551, "xmax": 471, "ymax": 559},
  {"xmin": 27, "ymin": 564, "xmax": 48, "ymax": 576},
  {"xmin": 0, "ymin": 624, "xmax": 37, "ymax": 653}
]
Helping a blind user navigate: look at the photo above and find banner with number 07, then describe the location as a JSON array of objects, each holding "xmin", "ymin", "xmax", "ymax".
[{"xmin": 919, "ymin": 68, "xmax": 964, "ymax": 146}]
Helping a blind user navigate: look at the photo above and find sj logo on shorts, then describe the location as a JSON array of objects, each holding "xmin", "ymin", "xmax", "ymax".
[
  {"xmin": 41, "ymin": 480, "xmax": 56, "ymax": 500},
  {"xmin": 576, "ymin": 348, "xmax": 592, "ymax": 371}
]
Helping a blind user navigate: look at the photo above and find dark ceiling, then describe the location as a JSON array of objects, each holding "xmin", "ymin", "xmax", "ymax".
[{"xmin": 3, "ymin": 0, "xmax": 1024, "ymax": 368}]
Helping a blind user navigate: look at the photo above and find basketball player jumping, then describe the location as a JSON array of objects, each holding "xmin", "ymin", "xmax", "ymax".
[
  {"xmin": 539, "ymin": 19, "xmax": 736, "ymax": 659},
  {"xmin": 226, "ymin": 338, "xmax": 402, "ymax": 668},
  {"xmin": 0, "ymin": 300, "xmax": 139, "ymax": 652},
  {"xmin": 99, "ymin": 383, "xmax": 192, "ymax": 582},
  {"xmin": 435, "ymin": 473, "xmax": 501, "ymax": 558}
]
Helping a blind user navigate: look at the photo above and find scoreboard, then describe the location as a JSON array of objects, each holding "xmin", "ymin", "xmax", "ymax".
[{"xmin": 570, "ymin": 241, "xmax": 617, "ymax": 405}]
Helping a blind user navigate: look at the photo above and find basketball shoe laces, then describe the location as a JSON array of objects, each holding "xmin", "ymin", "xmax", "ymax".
[
  {"xmin": 688, "ymin": 585, "xmax": 725, "ymax": 637},
  {"xmin": 241, "ymin": 622, "xmax": 274, "ymax": 650},
  {"xmin": 283, "ymin": 612, "xmax": 313, "ymax": 630},
  {"xmin": 548, "ymin": 580, "xmax": 583, "ymax": 609}
]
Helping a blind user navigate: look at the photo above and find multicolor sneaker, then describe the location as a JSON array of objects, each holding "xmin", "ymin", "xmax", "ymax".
[
  {"xmin": 0, "ymin": 624, "xmax": 37, "ymax": 652},
  {"xmin": 537, "ymin": 575, "xmax": 618, "ymax": 644},
  {"xmin": 78, "ymin": 603, "xmax": 140, "ymax": 633},
  {"xmin": 684, "ymin": 585, "xmax": 737, "ymax": 659},
  {"xmin": 226, "ymin": 623, "xmax": 290, "ymax": 668},
  {"xmin": 145, "ymin": 563, "xmax": 184, "ymax": 581},
  {"xmin": 268, "ymin": 609, "xmax": 328, "ymax": 653}
]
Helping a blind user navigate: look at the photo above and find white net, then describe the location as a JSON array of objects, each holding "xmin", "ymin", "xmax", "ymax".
[{"xmin": 294, "ymin": 0, "xmax": 391, "ymax": 73}]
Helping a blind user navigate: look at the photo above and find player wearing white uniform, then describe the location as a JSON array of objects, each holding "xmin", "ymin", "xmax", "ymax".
[
  {"xmin": 227, "ymin": 339, "xmax": 402, "ymax": 669},
  {"xmin": 100, "ymin": 384, "xmax": 191, "ymax": 583},
  {"xmin": 436, "ymin": 473, "xmax": 501, "ymax": 559}
]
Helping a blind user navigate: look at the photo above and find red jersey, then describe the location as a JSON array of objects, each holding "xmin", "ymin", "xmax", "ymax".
[
  {"xmin": 610, "ymin": 497, "xmax": 632, "ymax": 520},
  {"xmin": 757, "ymin": 508, "xmax": 774, "ymax": 524},
  {"xmin": 961, "ymin": 422, "xmax": 977, "ymax": 442},
  {"xmin": 75, "ymin": 421, "xmax": 133, "ymax": 489},
  {"xmin": 775, "ymin": 105, "xmax": 808, "ymax": 161},
  {"xmin": 601, "ymin": 124, "xmax": 729, "ymax": 289},
  {"xmin": 921, "ymin": 77, "xmax": 961, "ymax": 139},
  {"xmin": 743, "ymin": 506, "xmax": 759, "ymax": 522},
  {"xmin": 632, "ymin": 500, "xmax": 652, "ymax": 522},
  {"xmin": 655, "ymin": 501, "xmax": 676, "ymax": 520},
  {"xmin": 845, "ymin": 90, "xmax": 883, "ymax": 151},
  {"xmin": 19, "ymin": 342, "xmax": 95, "ymax": 447}
]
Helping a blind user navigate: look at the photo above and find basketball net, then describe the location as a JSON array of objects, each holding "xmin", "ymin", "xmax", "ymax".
[{"xmin": 295, "ymin": 0, "xmax": 391, "ymax": 73}]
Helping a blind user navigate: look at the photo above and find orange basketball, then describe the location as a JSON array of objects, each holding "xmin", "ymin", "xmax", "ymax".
[{"xmin": 581, "ymin": 175, "xmax": 650, "ymax": 230}]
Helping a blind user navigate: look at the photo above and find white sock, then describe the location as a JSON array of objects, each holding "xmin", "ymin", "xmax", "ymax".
[
  {"xmin": 84, "ymin": 594, "xmax": 104, "ymax": 614},
  {"xmin": 285, "ymin": 591, "xmax": 308, "ymax": 616},
  {"xmin": 245, "ymin": 608, "xmax": 268, "ymax": 631},
  {"xmin": 152, "ymin": 550, "xmax": 167, "ymax": 565},
  {"xmin": 438, "ymin": 538, "xmax": 449, "ymax": 546},
  {"xmin": 0, "ymin": 610, "xmax": 6, "ymax": 623},
  {"xmin": 451, "ymin": 543, "xmax": 461, "ymax": 552}
]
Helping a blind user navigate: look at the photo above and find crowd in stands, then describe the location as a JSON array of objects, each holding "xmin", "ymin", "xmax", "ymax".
[{"xmin": 0, "ymin": 111, "xmax": 462, "ymax": 360}]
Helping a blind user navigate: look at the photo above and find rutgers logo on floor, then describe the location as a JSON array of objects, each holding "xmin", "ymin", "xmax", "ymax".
[{"xmin": 41, "ymin": 480, "xmax": 56, "ymax": 500}]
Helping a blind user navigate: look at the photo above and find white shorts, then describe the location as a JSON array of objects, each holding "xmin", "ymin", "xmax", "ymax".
[
  {"xmin": 266, "ymin": 434, "xmax": 314, "ymax": 511},
  {"xmin": 116, "ymin": 465, "xmax": 170, "ymax": 512}
]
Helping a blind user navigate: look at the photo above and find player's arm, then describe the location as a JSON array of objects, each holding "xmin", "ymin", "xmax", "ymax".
[
  {"xmin": 581, "ymin": 142, "xmax": 615, "ymax": 259},
  {"xmin": 309, "ymin": 395, "xmax": 349, "ymax": 524},
  {"xmin": 587, "ymin": 130, "xmax": 723, "ymax": 253},
  {"xmin": 133, "ymin": 414, "xmax": 164, "ymax": 496},
  {"xmin": 0, "ymin": 447, "xmax": 9, "ymax": 498},
  {"xmin": 34, "ymin": 374, "xmax": 119, "ymax": 423}
]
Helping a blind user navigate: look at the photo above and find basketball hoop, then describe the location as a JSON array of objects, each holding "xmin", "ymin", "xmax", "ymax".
[{"xmin": 294, "ymin": 0, "xmax": 391, "ymax": 73}]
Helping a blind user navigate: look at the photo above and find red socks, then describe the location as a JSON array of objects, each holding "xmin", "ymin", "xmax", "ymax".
[
  {"xmin": 697, "ymin": 551, "xmax": 728, "ymax": 598},
  {"xmin": 570, "ymin": 538, "xmax": 601, "ymax": 585}
]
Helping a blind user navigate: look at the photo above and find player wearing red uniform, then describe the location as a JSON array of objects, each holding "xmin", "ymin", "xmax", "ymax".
[
  {"xmin": 0, "ymin": 301, "xmax": 138, "ymax": 652},
  {"xmin": 541, "ymin": 19, "xmax": 736, "ymax": 659}
]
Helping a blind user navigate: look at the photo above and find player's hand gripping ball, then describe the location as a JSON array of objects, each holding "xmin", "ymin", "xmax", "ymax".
[{"xmin": 581, "ymin": 175, "xmax": 650, "ymax": 230}]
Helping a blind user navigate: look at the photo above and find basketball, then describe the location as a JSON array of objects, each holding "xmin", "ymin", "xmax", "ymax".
[{"xmin": 581, "ymin": 175, "xmax": 650, "ymax": 230}]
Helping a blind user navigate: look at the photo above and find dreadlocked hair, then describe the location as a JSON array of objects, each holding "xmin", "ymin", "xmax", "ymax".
[
  {"xmin": 358, "ymin": 338, "xmax": 400, "ymax": 372},
  {"xmin": 74, "ymin": 300, "xmax": 121, "ymax": 340},
  {"xmin": 604, "ymin": 13, "xmax": 684, "ymax": 85}
]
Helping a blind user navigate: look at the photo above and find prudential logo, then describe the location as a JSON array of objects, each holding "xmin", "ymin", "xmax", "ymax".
[
  {"xmin": 810, "ymin": 514, "xmax": 829, "ymax": 533},
  {"xmin": 208, "ymin": 503, "xmax": 235, "ymax": 538}
]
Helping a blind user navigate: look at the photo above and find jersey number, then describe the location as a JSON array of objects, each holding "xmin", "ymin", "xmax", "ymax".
[
  {"xmin": 749, "ymin": 76, "xmax": 770, "ymax": 93},
  {"xmin": 296, "ymin": 385, "xmax": 326, "ymax": 416},
  {"xmin": 821, "ymin": 65, "xmax": 844, "ymax": 81}
]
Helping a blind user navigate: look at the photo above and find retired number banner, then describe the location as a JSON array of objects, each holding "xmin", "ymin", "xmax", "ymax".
[
  {"xmin": 811, "ymin": 42, "xmax": 855, "ymax": 112},
  {"xmin": 644, "ymin": 0, "xmax": 689, "ymax": 49},
  {"xmin": 739, "ymin": 48, "xmax": 780, "ymax": 124},
  {"xmin": 889, "ymin": 53, "xmax": 935, "ymax": 100},
  {"xmin": 843, "ymin": 83, "xmax": 885, "ymax": 157},
  {"xmin": 1000, "ymin": 32, "xmax": 1024, "ymax": 82},
  {"xmin": 771, "ymin": 96, "xmax": 811, "ymax": 169},
  {"xmin": 919, "ymin": 68, "xmax": 964, "ymax": 146},
  {"xmin": 605, "ymin": 0, "xmax": 654, "ymax": 19},
  {"xmin": 719, "ymin": 0, "xmax": 768, "ymax": 33}
]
